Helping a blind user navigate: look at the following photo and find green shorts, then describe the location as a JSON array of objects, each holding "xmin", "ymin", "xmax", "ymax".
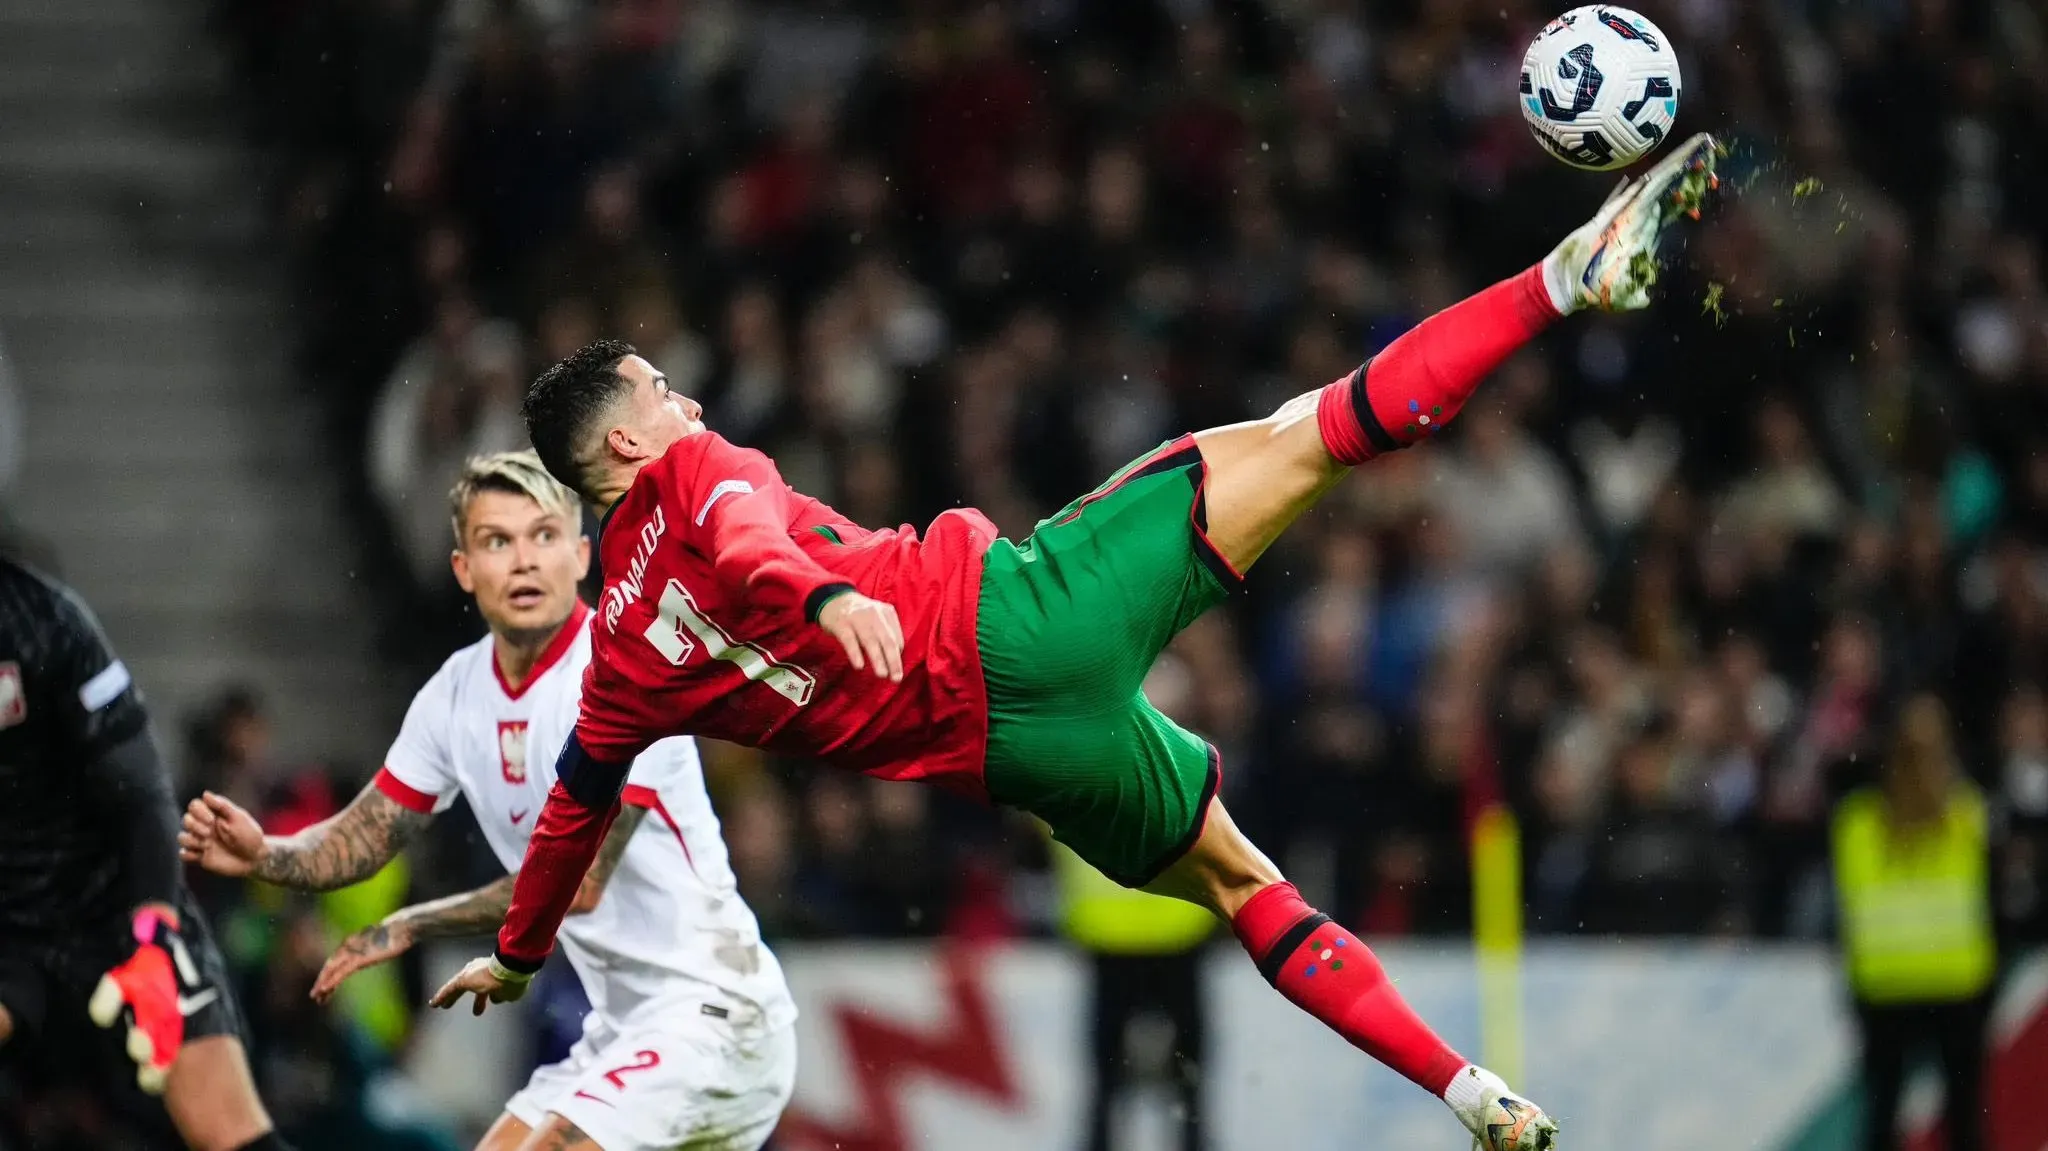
[{"xmin": 976, "ymin": 435, "xmax": 1241, "ymax": 886}]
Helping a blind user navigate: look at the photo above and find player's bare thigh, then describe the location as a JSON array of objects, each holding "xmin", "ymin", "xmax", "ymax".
[
  {"xmin": 162, "ymin": 1035, "xmax": 276, "ymax": 1151},
  {"xmin": 478, "ymin": 1112, "xmax": 604, "ymax": 1151},
  {"xmin": 517, "ymin": 1114, "xmax": 603, "ymax": 1151},
  {"xmin": 1192, "ymin": 391, "xmax": 1350, "ymax": 574},
  {"xmin": 1141, "ymin": 797, "xmax": 1286, "ymax": 921},
  {"xmin": 0, "ymin": 1002, "xmax": 12, "ymax": 1046}
]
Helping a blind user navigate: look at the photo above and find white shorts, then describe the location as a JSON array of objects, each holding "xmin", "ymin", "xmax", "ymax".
[{"xmin": 504, "ymin": 998, "xmax": 797, "ymax": 1151}]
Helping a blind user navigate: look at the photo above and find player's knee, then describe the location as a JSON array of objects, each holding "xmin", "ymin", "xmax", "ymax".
[
  {"xmin": 165, "ymin": 1036, "xmax": 276, "ymax": 1151},
  {"xmin": 0, "ymin": 1001, "xmax": 12, "ymax": 1047},
  {"xmin": 1192, "ymin": 408, "xmax": 1349, "ymax": 573},
  {"xmin": 1145, "ymin": 799, "xmax": 1283, "ymax": 919},
  {"xmin": 1207, "ymin": 392, "xmax": 1346, "ymax": 475}
]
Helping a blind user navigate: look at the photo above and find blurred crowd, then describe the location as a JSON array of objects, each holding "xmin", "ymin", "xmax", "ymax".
[{"xmin": 203, "ymin": 0, "xmax": 2048, "ymax": 963}]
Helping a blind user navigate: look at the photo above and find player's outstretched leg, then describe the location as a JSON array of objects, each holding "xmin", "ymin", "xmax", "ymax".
[
  {"xmin": 1194, "ymin": 132, "xmax": 1720, "ymax": 573},
  {"xmin": 1145, "ymin": 800, "xmax": 1556, "ymax": 1151}
]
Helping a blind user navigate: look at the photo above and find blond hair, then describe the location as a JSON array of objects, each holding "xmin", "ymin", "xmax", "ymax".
[{"xmin": 448, "ymin": 449, "xmax": 582, "ymax": 543}]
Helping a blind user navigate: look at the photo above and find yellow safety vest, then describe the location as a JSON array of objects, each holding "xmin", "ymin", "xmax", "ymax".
[
  {"xmin": 318, "ymin": 857, "xmax": 415, "ymax": 1051},
  {"xmin": 1053, "ymin": 842, "xmax": 1217, "ymax": 956},
  {"xmin": 1831, "ymin": 785, "xmax": 1996, "ymax": 1005}
]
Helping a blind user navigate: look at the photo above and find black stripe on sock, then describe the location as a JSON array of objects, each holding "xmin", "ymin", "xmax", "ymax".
[
  {"xmin": 1256, "ymin": 911, "xmax": 1334, "ymax": 985},
  {"xmin": 1347, "ymin": 360, "xmax": 1399, "ymax": 456}
]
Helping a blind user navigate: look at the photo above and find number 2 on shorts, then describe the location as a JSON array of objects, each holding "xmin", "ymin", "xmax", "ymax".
[{"xmin": 601, "ymin": 1049, "xmax": 662, "ymax": 1091}]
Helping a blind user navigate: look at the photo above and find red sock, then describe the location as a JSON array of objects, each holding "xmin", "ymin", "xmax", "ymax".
[
  {"xmin": 1316, "ymin": 263, "xmax": 1561, "ymax": 465},
  {"xmin": 1232, "ymin": 882, "xmax": 1467, "ymax": 1095}
]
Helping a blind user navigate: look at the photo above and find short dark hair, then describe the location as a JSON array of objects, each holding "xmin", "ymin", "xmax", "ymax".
[{"xmin": 523, "ymin": 339, "xmax": 637, "ymax": 499}]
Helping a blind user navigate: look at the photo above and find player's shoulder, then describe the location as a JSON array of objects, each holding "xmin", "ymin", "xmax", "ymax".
[
  {"xmin": 418, "ymin": 632, "xmax": 497, "ymax": 702},
  {"xmin": 649, "ymin": 430, "xmax": 768, "ymax": 489},
  {"xmin": 0, "ymin": 556, "xmax": 77, "ymax": 619},
  {"xmin": 0, "ymin": 557, "xmax": 107, "ymax": 654},
  {"xmin": 604, "ymin": 432, "xmax": 752, "ymax": 541}
]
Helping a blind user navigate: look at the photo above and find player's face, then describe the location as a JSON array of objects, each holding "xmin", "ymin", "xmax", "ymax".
[
  {"xmin": 451, "ymin": 491, "xmax": 592, "ymax": 638},
  {"xmin": 612, "ymin": 354, "xmax": 704, "ymax": 460}
]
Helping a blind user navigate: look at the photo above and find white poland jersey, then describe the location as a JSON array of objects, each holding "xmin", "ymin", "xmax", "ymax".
[{"xmin": 376, "ymin": 601, "xmax": 796, "ymax": 1032}]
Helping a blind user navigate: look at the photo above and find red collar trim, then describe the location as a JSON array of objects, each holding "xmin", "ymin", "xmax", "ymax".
[{"xmin": 494, "ymin": 600, "xmax": 591, "ymax": 700}]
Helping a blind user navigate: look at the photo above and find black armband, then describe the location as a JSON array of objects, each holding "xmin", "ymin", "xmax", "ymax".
[{"xmin": 554, "ymin": 734, "xmax": 631, "ymax": 809}]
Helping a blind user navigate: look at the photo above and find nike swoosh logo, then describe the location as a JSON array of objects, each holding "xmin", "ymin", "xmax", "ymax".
[
  {"xmin": 510, "ymin": 809, "xmax": 530, "ymax": 824},
  {"xmin": 176, "ymin": 989, "xmax": 219, "ymax": 1018},
  {"xmin": 167, "ymin": 935, "xmax": 202, "ymax": 986},
  {"xmin": 571, "ymin": 1089, "xmax": 615, "ymax": 1109}
]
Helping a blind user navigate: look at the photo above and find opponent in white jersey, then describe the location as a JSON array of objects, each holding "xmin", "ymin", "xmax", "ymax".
[{"xmin": 179, "ymin": 452, "xmax": 796, "ymax": 1151}]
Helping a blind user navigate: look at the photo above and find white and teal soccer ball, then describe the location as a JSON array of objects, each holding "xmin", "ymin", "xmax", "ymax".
[{"xmin": 1519, "ymin": 6, "xmax": 1682, "ymax": 171}]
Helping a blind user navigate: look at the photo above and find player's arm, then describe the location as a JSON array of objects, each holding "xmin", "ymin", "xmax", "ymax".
[
  {"xmin": 432, "ymin": 668, "xmax": 685, "ymax": 1013},
  {"xmin": 456, "ymin": 735, "xmax": 626, "ymax": 1001},
  {"xmin": 688, "ymin": 438, "xmax": 903, "ymax": 679},
  {"xmin": 309, "ymin": 806, "xmax": 646, "ymax": 1003},
  {"xmin": 411, "ymin": 802, "xmax": 647, "ymax": 932},
  {"xmin": 41, "ymin": 586, "xmax": 211, "ymax": 1092},
  {"xmin": 81, "ymin": 725, "xmax": 182, "ymax": 910},
  {"xmin": 186, "ymin": 666, "xmax": 458, "ymax": 890},
  {"xmin": 41, "ymin": 590, "xmax": 179, "ymax": 916},
  {"xmin": 179, "ymin": 777, "xmax": 433, "ymax": 892}
]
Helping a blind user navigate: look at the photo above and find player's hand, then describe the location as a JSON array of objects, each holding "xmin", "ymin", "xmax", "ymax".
[
  {"xmin": 429, "ymin": 955, "xmax": 533, "ymax": 1017},
  {"xmin": 818, "ymin": 592, "xmax": 904, "ymax": 682},
  {"xmin": 177, "ymin": 792, "xmax": 266, "ymax": 878},
  {"xmin": 89, "ymin": 903, "xmax": 211, "ymax": 1095},
  {"xmin": 310, "ymin": 918, "xmax": 414, "ymax": 1005}
]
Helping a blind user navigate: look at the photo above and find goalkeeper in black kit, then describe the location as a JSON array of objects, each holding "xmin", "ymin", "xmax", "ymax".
[{"xmin": 0, "ymin": 555, "xmax": 293, "ymax": 1151}]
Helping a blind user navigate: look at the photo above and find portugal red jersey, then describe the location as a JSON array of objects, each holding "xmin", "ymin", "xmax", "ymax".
[
  {"xmin": 578, "ymin": 431, "xmax": 998, "ymax": 791},
  {"xmin": 500, "ymin": 431, "xmax": 999, "ymax": 969}
]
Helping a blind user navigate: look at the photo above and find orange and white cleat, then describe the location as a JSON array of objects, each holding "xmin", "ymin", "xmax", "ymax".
[
  {"xmin": 1446, "ymin": 1064, "xmax": 1561, "ymax": 1151},
  {"xmin": 1540, "ymin": 131, "xmax": 1721, "ymax": 314}
]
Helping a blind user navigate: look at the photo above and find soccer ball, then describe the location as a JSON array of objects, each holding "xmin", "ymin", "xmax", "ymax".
[{"xmin": 1519, "ymin": 6, "xmax": 1682, "ymax": 171}]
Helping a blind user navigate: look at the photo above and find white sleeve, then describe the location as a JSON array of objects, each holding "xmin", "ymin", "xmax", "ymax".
[
  {"xmin": 621, "ymin": 735, "xmax": 705, "ymax": 805},
  {"xmin": 377, "ymin": 666, "xmax": 461, "ymax": 814}
]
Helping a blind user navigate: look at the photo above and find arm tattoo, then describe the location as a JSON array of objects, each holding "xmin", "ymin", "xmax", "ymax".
[
  {"xmin": 389, "ymin": 873, "xmax": 520, "ymax": 941},
  {"xmin": 388, "ymin": 805, "xmax": 648, "ymax": 940},
  {"xmin": 578, "ymin": 804, "xmax": 648, "ymax": 904},
  {"xmin": 254, "ymin": 783, "xmax": 433, "ymax": 892}
]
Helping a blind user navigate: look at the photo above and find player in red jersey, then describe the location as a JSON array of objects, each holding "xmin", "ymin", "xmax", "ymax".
[{"xmin": 436, "ymin": 134, "xmax": 1721, "ymax": 1149}]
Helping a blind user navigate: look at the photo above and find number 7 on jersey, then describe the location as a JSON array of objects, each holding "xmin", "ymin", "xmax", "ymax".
[{"xmin": 643, "ymin": 580, "xmax": 817, "ymax": 706}]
